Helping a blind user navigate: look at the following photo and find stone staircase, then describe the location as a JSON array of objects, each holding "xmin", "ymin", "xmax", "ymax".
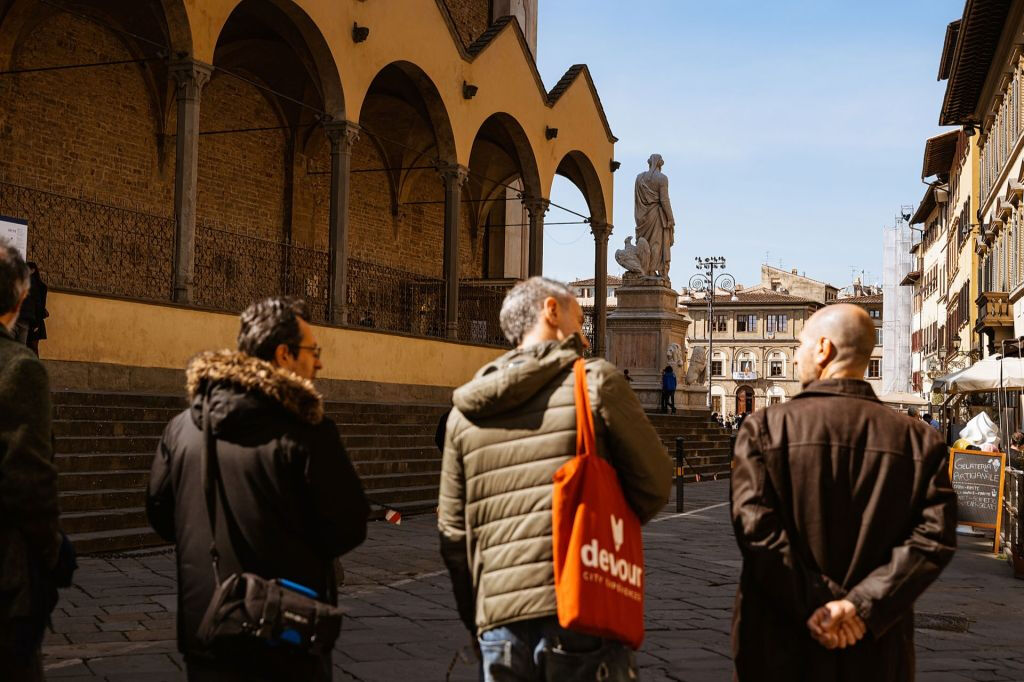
[
  {"xmin": 53, "ymin": 391, "xmax": 450, "ymax": 554},
  {"xmin": 54, "ymin": 392, "xmax": 731, "ymax": 554},
  {"xmin": 646, "ymin": 411, "xmax": 734, "ymax": 483}
]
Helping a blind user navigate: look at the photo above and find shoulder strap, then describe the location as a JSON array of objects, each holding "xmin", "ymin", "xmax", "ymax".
[
  {"xmin": 200, "ymin": 393, "xmax": 222, "ymax": 584},
  {"xmin": 574, "ymin": 358, "xmax": 597, "ymax": 458}
]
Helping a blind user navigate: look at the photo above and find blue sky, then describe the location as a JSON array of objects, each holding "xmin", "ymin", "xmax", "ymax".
[{"xmin": 536, "ymin": 0, "xmax": 964, "ymax": 290}]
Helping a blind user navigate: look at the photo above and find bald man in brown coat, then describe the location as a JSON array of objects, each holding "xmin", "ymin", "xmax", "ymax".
[{"xmin": 731, "ymin": 304, "xmax": 957, "ymax": 681}]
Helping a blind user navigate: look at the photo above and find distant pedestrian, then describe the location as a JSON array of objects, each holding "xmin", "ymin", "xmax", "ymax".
[
  {"xmin": 660, "ymin": 364, "xmax": 677, "ymax": 414},
  {"xmin": 0, "ymin": 242, "xmax": 75, "ymax": 681},
  {"xmin": 731, "ymin": 304, "xmax": 956, "ymax": 681},
  {"xmin": 438, "ymin": 277, "xmax": 671, "ymax": 682},
  {"xmin": 922, "ymin": 412, "xmax": 940, "ymax": 430},
  {"xmin": 907, "ymin": 405, "xmax": 919, "ymax": 419},
  {"xmin": 147, "ymin": 296, "xmax": 370, "ymax": 682},
  {"xmin": 14, "ymin": 262, "xmax": 47, "ymax": 355},
  {"xmin": 623, "ymin": 368, "xmax": 634, "ymax": 383},
  {"xmin": 1010, "ymin": 431, "xmax": 1024, "ymax": 469}
]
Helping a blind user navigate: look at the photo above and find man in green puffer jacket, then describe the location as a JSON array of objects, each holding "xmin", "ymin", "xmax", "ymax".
[{"xmin": 438, "ymin": 277, "xmax": 672, "ymax": 682}]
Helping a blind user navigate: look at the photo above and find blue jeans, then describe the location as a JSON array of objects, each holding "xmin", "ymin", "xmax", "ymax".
[{"xmin": 478, "ymin": 617, "xmax": 637, "ymax": 681}]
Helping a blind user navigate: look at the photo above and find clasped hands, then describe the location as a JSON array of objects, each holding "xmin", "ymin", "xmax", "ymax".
[{"xmin": 806, "ymin": 599, "xmax": 867, "ymax": 650}]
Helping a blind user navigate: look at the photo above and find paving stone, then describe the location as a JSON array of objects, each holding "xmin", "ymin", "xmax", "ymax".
[{"xmin": 37, "ymin": 480, "xmax": 1024, "ymax": 680}]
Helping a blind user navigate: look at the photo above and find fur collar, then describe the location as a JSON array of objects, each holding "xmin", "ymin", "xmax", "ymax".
[{"xmin": 186, "ymin": 350, "xmax": 324, "ymax": 424}]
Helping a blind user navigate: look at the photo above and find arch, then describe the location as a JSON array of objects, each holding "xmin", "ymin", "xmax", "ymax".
[
  {"xmin": 554, "ymin": 150, "xmax": 607, "ymax": 224},
  {"xmin": 357, "ymin": 61, "xmax": 457, "ymax": 167},
  {"xmin": 766, "ymin": 385, "xmax": 787, "ymax": 406},
  {"xmin": 160, "ymin": 0, "xmax": 193, "ymax": 56},
  {"xmin": 766, "ymin": 349, "xmax": 789, "ymax": 379},
  {"xmin": 468, "ymin": 112, "xmax": 543, "ymax": 208},
  {"xmin": 210, "ymin": 0, "xmax": 344, "ymax": 119},
  {"xmin": 736, "ymin": 385, "xmax": 755, "ymax": 415}
]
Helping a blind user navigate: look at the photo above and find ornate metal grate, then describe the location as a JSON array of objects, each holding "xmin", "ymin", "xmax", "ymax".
[
  {"xmin": 0, "ymin": 180, "xmax": 173, "ymax": 301},
  {"xmin": 194, "ymin": 222, "xmax": 329, "ymax": 322},
  {"xmin": 348, "ymin": 259, "xmax": 446, "ymax": 338}
]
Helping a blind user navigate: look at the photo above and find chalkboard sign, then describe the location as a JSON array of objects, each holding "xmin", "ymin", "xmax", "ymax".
[{"xmin": 948, "ymin": 448, "xmax": 1005, "ymax": 553}]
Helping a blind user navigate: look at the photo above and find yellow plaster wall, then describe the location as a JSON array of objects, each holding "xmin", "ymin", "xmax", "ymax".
[
  {"xmin": 41, "ymin": 292, "xmax": 503, "ymax": 387},
  {"xmin": 180, "ymin": 0, "xmax": 615, "ymax": 221}
]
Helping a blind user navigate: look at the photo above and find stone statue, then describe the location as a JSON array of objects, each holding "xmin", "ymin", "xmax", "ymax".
[
  {"xmin": 634, "ymin": 154, "xmax": 675, "ymax": 278},
  {"xmin": 685, "ymin": 346, "xmax": 707, "ymax": 385},
  {"xmin": 614, "ymin": 236, "xmax": 652, "ymax": 275},
  {"xmin": 667, "ymin": 342, "xmax": 684, "ymax": 370}
]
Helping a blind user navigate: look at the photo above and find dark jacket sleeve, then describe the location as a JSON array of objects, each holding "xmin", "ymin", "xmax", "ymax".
[
  {"xmin": 0, "ymin": 352, "xmax": 60, "ymax": 564},
  {"xmin": 731, "ymin": 417, "xmax": 840, "ymax": 626},
  {"xmin": 845, "ymin": 440, "xmax": 957, "ymax": 636},
  {"xmin": 146, "ymin": 421, "xmax": 177, "ymax": 542},
  {"xmin": 437, "ymin": 410, "xmax": 476, "ymax": 633},
  {"xmin": 300, "ymin": 419, "xmax": 369, "ymax": 558},
  {"xmin": 597, "ymin": 366, "xmax": 672, "ymax": 523}
]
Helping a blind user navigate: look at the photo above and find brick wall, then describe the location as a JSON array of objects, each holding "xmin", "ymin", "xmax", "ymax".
[
  {"xmin": 0, "ymin": 11, "xmax": 174, "ymax": 298},
  {"xmin": 197, "ymin": 75, "xmax": 287, "ymax": 241},
  {"xmin": 442, "ymin": 0, "xmax": 491, "ymax": 47},
  {"xmin": 0, "ymin": 8, "xmax": 492, "ymax": 309}
]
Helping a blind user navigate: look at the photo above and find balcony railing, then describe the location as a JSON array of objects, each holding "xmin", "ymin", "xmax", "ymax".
[{"xmin": 975, "ymin": 291, "xmax": 1013, "ymax": 332}]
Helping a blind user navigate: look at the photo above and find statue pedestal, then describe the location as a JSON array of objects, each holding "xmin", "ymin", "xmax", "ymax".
[{"xmin": 606, "ymin": 275, "xmax": 704, "ymax": 411}]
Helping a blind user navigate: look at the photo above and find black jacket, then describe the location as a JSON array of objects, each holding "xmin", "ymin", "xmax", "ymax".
[
  {"xmin": 731, "ymin": 379, "xmax": 957, "ymax": 681},
  {"xmin": 146, "ymin": 350, "xmax": 369, "ymax": 674},
  {"xmin": 0, "ymin": 325, "xmax": 60, "ymax": 623}
]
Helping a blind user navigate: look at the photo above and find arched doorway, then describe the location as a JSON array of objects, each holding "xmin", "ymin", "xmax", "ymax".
[
  {"xmin": 736, "ymin": 386, "xmax": 754, "ymax": 414},
  {"xmin": 350, "ymin": 61, "xmax": 456, "ymax": 338},
  {"xmin": 196, "ymin": 0, "xmax": 344, "ymax": 318}
]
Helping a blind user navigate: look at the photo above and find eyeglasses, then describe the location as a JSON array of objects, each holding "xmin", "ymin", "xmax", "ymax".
[{"xmin": 291, "ymin": 345, "xmax": 322, "ymax": 360}]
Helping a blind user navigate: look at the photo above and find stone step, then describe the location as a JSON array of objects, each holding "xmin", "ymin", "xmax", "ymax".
[
  {"xmin": 354, "ymin": 459, "xmax": 442, "ymax": 476},
  {"xmin": 342, "ymin": 434, "xmax": 438, "ymax": 449},
  {"xmin": 56, "ymin": 436, "xmax": 162, "ymax": 455},
  {"xmin": 324, "ymin": 402, "xmax": 448, "ymax": 415},
  {"xmin": 56, "ymin": 453, "xmax": 154, "ymax": 473},
  {"xmin": 365, "ymin": 484, "xmax": 440, "ymax": 506},
  {"xmin": 68, "ymin": 527, "xmax": 167, "ymax": 555},
  {"xmin": 327, "ymin": 413, "xmax": 444, "ymax": 426},
  {"xmin": 52, "ymin": 392, "xmax": 187, "ymax": 409},
  {"xmin": 60, "ymin": 489, "xmax": 145, "ymax": 513},
  {"xmin": 61, "ymin": 508, "xmax": 149, "ymax": 535},
  {"xmin": 59, "ymin": 470, "xmax": 149, "ymax": 491},
  {"xmin": 347, "ymin": 446, "xmax": 441, "ymax": 462},
  {"xmin": 55, "ymin": 405, "xmax": 182, "ymax": 422},
  {"xmin": 53, "ymin": 420, "xmax": 168, "ymax": 438},
  {"xmin": 338, "ymin": 423, "xmax": 435, "ymax": 437},
  {"xmin": 362, "ymin": 471, "xmax": 442, "ymax": 490}
]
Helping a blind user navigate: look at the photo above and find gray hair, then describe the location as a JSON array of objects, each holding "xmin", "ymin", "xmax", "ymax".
[
  {"xmin": 499, "ymin": 276, "xmax": 574, "ymax": 346},
  {"xmin": 907, "ymin": 406, "xmax": 919, "ymax": 418},
  {"xmin": 238, "ymin": 296, "xmax": 310, "ymax": 361},
  {"xmin": 0, "ymin": 240, "xmax": 29, "ymax": 315}
]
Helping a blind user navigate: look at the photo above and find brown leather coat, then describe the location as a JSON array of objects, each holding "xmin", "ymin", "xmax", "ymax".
[{"xmin": 731, "ymin": 379, "xmax": 957, "ymax": 682}]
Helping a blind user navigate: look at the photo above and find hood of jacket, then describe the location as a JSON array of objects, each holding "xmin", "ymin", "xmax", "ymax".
[
  {"xmin": 452, "ymin": 335, "xmax": 584, "ymax": 419},
  {"xmin": 185, "ymin": 350, "xmax": 324, "ymax": 435}
]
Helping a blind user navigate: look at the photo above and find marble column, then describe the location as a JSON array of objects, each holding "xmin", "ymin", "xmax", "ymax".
[
  {"xmin": 324, "ymin": 120, "xmax": 359, "ymax": 324},
  {"xmin": 439, "ymin": 164, "xmax": 469, "ymax": 339},
  {"xmin": 170, "ymin": 60, "xmax": 211, "ymax": 304},
  {"xmin": 590, "ymin": 220, "xmax": 612, "ymax": 357},
  {"xmin": 525, "ymin": 196, "xmax": 549, "ymax": 277}
]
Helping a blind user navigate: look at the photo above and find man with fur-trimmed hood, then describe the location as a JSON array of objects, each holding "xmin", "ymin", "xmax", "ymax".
[{"xmin": 147, "ymin": 297, "xmax": 369, "ymax": 682}]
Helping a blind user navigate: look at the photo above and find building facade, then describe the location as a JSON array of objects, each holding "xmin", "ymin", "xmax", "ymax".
[
  {"xmin": 837, "ymin": 292, "xmax": 884, "ymax": 396},
  {"xmin": 682, "ymin": 289, "xmax": 822, "ymax": 418},
  {"xmin": 0, "ymin": 0, "xmax": 617, "ymax": 394},
  {"xmin": 938, "ymin": 1, "xmax": 1023, "ymax": 358}
]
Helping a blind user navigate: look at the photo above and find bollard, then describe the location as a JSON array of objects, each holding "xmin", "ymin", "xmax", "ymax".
[{"xmin": 675, "ymin": 437, "xmax": 685, "ymax": 513}]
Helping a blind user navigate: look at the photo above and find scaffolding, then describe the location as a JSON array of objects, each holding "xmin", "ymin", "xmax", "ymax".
[{"xmin": 882, "ymin": 222, "xmax": 913, "ymax": 395}]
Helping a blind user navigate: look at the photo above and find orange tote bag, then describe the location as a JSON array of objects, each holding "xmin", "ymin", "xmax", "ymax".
[{"xmin": 552, "ymin": 358, "xmax": 645, "ymax": 649}]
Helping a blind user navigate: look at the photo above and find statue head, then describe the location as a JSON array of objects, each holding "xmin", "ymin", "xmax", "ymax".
[{"xmin": 647, "ymin": 154, "xmax": 664, "ymax": 171}]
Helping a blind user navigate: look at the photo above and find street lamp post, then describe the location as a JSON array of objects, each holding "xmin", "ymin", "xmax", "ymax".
[{"xmin": 686, "ymin": 257, "xmax": 737, "ymax": 410}]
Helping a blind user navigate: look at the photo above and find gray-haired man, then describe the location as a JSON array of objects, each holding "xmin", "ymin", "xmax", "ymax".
[{"xmin": 438, "ymin": 276, "xmax": 672, "ymax": 681}]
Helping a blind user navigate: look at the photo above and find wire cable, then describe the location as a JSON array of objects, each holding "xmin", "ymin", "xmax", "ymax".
[{"xmin": 0, "ymin": 56, "xmax": 164, "ymax": 77}]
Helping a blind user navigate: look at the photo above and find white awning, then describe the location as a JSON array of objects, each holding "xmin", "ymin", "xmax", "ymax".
[{"xmin": 932, "ymin": 355, "xmax": 1024, "ymax": 393}]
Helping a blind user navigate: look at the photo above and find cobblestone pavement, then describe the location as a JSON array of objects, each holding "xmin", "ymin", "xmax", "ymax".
[{"xmin": 42, "ymin": 480, "xmax": 1024, "ymax": 681}]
